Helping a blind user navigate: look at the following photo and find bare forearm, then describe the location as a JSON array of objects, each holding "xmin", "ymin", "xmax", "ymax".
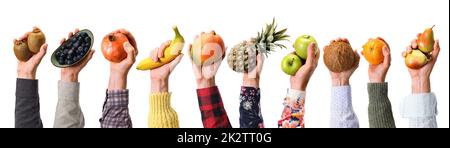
[
  {"xmin": 108, "ymin": 73, "xmax": 127, "ymax": 90},
  {"xmin": 61, "ymin": 70, "xmax": 79, "ymax": 82},
  {"xmin": 243, "ymin": 78, "xmax": 259, "ymax": 88},
  {"xmin": 152, "ymin": 78, "xmax": 168, "ymax": 93},
  {"xmin": 18, "ymin": 69, "xmax": 36, "ymax": 80},
  {"xmin": 412, "ymin": 77, "xmax": 430, "ymax": 93},
  {"xmin": 290, "ymin": 78, "xmax": 308, "ymax": 91},
  {"xmin": 196, "ymin": 78, "xmax": 216, "ymax": 89},
  {"xmin": 332, "ymin": 78, "xmax": 350, "ymax": 86}
]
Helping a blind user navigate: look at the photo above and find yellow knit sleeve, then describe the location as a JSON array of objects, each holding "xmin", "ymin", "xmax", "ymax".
[{"xmin": 148, "ymin": 92, "xmax": 179, "ymax": 128}]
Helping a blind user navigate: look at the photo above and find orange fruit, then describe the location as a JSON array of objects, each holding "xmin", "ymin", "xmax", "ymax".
[{"xmin": 362, "ymin": 38, "xmax": 387, "ymax": 65}]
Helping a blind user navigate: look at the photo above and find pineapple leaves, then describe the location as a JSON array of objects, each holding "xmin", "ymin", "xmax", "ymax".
[
  {"xmin": 228, "ymin": 18, "xmax": 290, "ymax": 73},
  {"xmin": 254, "ymin": 18, "xmax": 290, "ymax": 54}
]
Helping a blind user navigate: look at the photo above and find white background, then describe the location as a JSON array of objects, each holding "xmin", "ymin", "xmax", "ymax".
[{"xmin": 0, "ymin": 0, "xmax": 448, "ymax": 128}]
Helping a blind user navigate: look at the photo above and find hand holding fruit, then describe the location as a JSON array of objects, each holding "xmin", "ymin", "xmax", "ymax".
[
  {"xmin": 137, "ymin": 26, "xmax": 184, "ymax": 70},
  {"xmin": 108, "ymin": 29, "xmax": 138, "ymax": 90},
  {"xmin": 150, "ymin": 41, "xmax": 184, "ymax": 93},
  {"xmin": 404, "ymin": 26, "xmax": 436, "ymax": 70},
  {"xmin": 14, "ymin": 27, "xmax": 46, "ymax": 62},
  {"xmin": 228, "ymin": 19, "xmax": 288, "ymax": 73},
  {"xmin": 281, "ymin": 35, "xmax": 318, "ymax": 76},
  {"xmin": 60, "ymin": 29, "xmax": 95, "ymax": 82},
  {"xmin": 402, "ymin": 26, "xmax": 439, "ymax": 94},
  {"xmin": 362, "ymin": 37, "xmax": 391, "ymax": 83},
  {"xmin": 189, "ymin": 31, "xmax": 226, "ymax": 89},
  {"xmin": 324, "ymin": 38, "xmax": 360, "ymax": 86},
  {"xmin": 15, "ymin": 32, "xmax": 48, "ymax": 80},
  {"xmin": 110, "ymin": 42, "xmax": 138, "ymax": 77},
  {"xmin": 191, "ymin": 31, "xmax": 225, "ymax": 66},
  {"xmin": 290, "ymin": 43, "xmax": 320, "ymax": 91},
  {"xmin": 402, "ymin": 39, "xmax": 440, "ymax": 93}
]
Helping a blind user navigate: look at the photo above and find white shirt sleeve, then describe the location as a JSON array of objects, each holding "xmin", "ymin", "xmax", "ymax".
[
  {"xmin": 400, "ymin": 93, "xmax": 438, "ymax": 128},
  {"xmin": 330, "ymin": 86, "xmax": 359, "ymax": 128}
]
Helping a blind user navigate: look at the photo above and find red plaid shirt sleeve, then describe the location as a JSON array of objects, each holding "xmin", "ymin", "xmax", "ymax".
[{"xmin": 196, "ymin": 86, "xmax": 232, "ymax": 128}]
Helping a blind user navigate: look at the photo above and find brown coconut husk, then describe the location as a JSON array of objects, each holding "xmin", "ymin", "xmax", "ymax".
[{"xmin": 323, "ymin": 41, "xmax": 357, "ymax": 72}]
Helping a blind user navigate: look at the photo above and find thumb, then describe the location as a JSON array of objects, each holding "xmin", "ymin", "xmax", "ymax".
[
  {"xmin": 431, "ymin": 39, "xmax": 440, "ymax": 63},
  {"xmin": 305, "ymin": 42, "xmax": 316, "ymax": 66},
  {"xmin": 169, "ymin": 54, "xmax": 183, "ymax": 71},
  {"xmin": 35, "ymin": 43, "xmax": 48, "ymax": 61},
  {"xmin": 124, "ymin": 42, "xmax": 136, "ymax": 62},
  {"xmin": 382, "ymin": 46, "xmax": 391, "ymax": 67},
  {"xmin": 353, "ymin": 49, "xmax": 361, "ymax": 68},
  {"xmin": 187, "ymin": 44, "xmax": 195, "ymax": 63}
]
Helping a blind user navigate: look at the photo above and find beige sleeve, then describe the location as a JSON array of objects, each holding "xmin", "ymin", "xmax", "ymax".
[{"xmin": 54, "ymin": 81, "xmax": 85, "ymax": 128}]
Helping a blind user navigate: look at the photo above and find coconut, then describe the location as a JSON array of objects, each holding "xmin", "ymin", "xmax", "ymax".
[{"xmin": 323, "ymin": 41, "xmax": 357, "ymax": 72}]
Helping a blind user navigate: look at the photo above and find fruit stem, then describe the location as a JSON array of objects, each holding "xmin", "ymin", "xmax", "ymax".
[
  {"xmin": 32, "ymin": 27, "xmax": 41, "ymax": 33},
  {"xmin": 173, "ymin": 26, "xmax": 181, "ymax": 37},
  {"xmin": 431, "ymin": 25, "xmax": 435, "ymax": 29},
  {"xmin": 108, "ymin": 35, "xmax": 116, "ymax": 41},
  {"xmin": 172, "ymin": 26, "xmax": 184, "ymax": 42}
]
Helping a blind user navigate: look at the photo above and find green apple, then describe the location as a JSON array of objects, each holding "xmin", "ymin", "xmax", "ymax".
[
  {"xmin": 294, "ymin": 35, "xmax": 318, "ymax": 60},
  {"xmin": 281, "ymin": 53, "xmax": 302, "ymax": 76}
]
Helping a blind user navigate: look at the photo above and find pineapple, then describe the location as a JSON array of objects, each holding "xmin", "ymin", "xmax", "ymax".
[{"xmin": 227, "ymin": 18, "xmax": 289, "ymax": 73}]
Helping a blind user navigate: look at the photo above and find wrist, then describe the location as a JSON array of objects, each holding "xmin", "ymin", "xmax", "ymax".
[
  {"xmin": 332, "ymin": 78, "xmax": 350, "ymax": 86},
  {"xmin": 290, "ymin": 79, "xmax": 307, "ymax": 91},
  {"xmin": 18, "ymin": 71, "xmax": 36, "ymax": 80},
  {"xmin": 151, "ymin": 78, "xmax": 168, "ymax": 93},
  {"xmin": 108, "ymin": 73, "xmax": 127, "ymax": 90},
  {"xmin": 243, "ymin": 77, "xmax": 259, "ymax": 88},
  {"xmin": 196, "ymin": 78, "xmax": 215, "ymax": 89},
  {"xmin": 411, "ymin": 76, "xmax": 430, "ymax": 93},
  {"xmin": 61, "ymin": 70, "xmax": 78, "ymax": 82},
  {"xmin": 369, "ymin": 75, "xmax": 385, "ymax": 83},
  {"xmin": 369, "ymin": 77, "xmax": 384, "ymax": 83}
]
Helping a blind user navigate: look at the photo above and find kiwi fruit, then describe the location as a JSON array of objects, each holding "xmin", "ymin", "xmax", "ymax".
[
  {"xmin": 13, "ymin": 39, "xmax": 33, "ymax": 62},
  {"xmin": 27, "ymin": 27, "xmax": 46, "ymax": 53},
  {"xmin": 323, "ymin": 41, "xmax": 357, "ymax": 72}
]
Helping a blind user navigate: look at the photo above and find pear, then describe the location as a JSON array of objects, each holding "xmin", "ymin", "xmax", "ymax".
[
  {"xmin": 27, "ymin": 27, "xmax": 46, "ymax": 53},
  {"xmin": 405, "ymin": 49, "xmax": 428, "ymax": 69},
  {"xmin": 417, "ymin": 25, "xmax": 435, "ymax": 53}
]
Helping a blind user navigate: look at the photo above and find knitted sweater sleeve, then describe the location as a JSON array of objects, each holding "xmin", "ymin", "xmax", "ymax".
[{"xmin": 368, "ymin": 83, "xmax": 396, "ymax": 128}]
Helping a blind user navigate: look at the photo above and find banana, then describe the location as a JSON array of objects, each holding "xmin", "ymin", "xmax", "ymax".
[{"xmin": 136, "ymin": 26, "xmax": 184, "ymax": 70}]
